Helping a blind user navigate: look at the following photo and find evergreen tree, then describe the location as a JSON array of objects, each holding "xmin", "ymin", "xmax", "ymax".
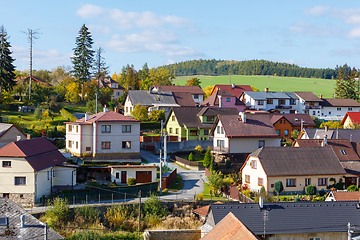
[
  {"xmin": 71, "ymin": 24, "xmax": 95, "ymax": 87},
  {"xmin": 203, "ymin": 147, "xmax": 212, "ymax": 168},
  {"xmin": 0, "ymin": 26, "xmax": 16, "ymax": 92},
  {"xmin": 334, "ymin": 64, "xmax": 358, "ymax": 100}
]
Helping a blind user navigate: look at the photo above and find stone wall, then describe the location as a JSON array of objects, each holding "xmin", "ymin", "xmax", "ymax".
[{"xmin": 5, "ymin": 193, "xmax": 35, "ymax": 207}]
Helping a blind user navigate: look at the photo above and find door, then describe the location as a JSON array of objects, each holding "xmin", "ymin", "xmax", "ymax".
[
  {"xmin": 136, "ymin": 171, "xmax": 152, "ymax": 183},
  {"xmin": 121, "ymin": 171, "xmax": 127, "ymax": 184},
  {"xmin": 3, "ymin": 193, "xmax": 9, "ymax": 198}
]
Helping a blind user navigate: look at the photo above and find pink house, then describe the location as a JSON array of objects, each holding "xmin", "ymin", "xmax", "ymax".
[{"xmin": 201, "ymin": 89, "xmax": 244, "ymax": 112}]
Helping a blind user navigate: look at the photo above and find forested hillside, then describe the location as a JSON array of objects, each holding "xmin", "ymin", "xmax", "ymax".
[{"xmin": 160, "ymin": 59, "xmax": 338, "ymax": 79}]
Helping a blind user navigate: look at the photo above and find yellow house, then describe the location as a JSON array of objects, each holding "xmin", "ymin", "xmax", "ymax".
[
  {"xmin": 0, "ymin": 138, "xmax": 76, "ymax": 207},
  {"xmin": 241, "ymin": 146, "xmax": 346, "ymax": 194}
]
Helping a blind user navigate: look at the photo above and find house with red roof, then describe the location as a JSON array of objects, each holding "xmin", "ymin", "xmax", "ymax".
[
  {"xmin": 97, "ymin": 77, "xmax": 125, "ymax": 100},
  {"xmin": 66, "ymin": 109, "xmax": 141, "ymax": 161},
  {"xmin": 0, "ymin": 137, "xmax": 76, "ymax": 206},
  {"xmin": 211, "ymin": 84, "xmax": 253, "ymax": 98},
  {"xmin": 341, "ymin": 112, "xmax": 360, "ymax": 129}
]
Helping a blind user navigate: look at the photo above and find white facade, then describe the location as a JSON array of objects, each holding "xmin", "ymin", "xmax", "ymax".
[
  {"xmin": 110, "ymin": 166, "xmax": 157, "ymax": 184},
  {"xmin": 241, "ymin": 155, "xmax": 268, "ymax": 192},
  {"xmin": 124, "ymin": 96, "xmax": 135, "ymax": 116},
  {"xmin": 321, "ymin": 106, "xmax": 360, "ymax": 121},
  {"xmin": 192, "ymin": 94, "xmax": 204, "ymax": 104}
]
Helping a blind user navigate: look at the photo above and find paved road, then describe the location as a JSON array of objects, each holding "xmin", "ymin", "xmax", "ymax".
[{"xmin": 140, "ymin": 150, "xmax": 205, "ymax": 201}]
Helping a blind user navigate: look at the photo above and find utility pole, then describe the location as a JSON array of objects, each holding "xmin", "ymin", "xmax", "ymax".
[
  {"xmin": 138, "ymin": 190, "xmax": 142, "ymax": 235},
  {"xmin": 348, "ymin": 222, "xmax": 352, "ymax": 240},
  {"xmin": 23, "ymin": 29, "xmax": 40, "ymax": 102},
  {"xmin": 159, "ymin": 120, "xmax": 164, "ymax": 194},
  {"xmin": 95, "ymin": 93, "xmax": 98, "ymax": 114},
  {"xmin": 159, "ymin": 149, "xmax": 162, "ymax": 195},
  {"xmin": 164, "ymin": 132, "xmax": 167, "ymax": 165}
]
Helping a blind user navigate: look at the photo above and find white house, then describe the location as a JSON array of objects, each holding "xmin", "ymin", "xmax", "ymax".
[
  {"xmin": 98, "ymin": 77, "xmax": 125, "ymax": 101},
  {"xmin": 109, "ymin": 165, "xmax": 157, "ymax": 184},
  {"xmin": 293, "ymin": 91, "xmax": 323, "ymax": 117},
  {"xmin": 320, "ymin": 98, "xmax": 360, "ymax": 121},
  {"xmin": 66, "ymin": 110, "xmax": 141, "ymax": 161},
  {"xmin": 0, "ymin": 137, "xmax": 76, "ymax": 207}
]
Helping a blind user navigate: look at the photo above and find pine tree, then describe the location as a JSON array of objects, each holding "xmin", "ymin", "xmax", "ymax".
[
  {"xmin": 71, "ymin": 24, "xmax": 94, "ymax": 85},
  {"xmin": 334, "ymin": 64, "xmax": 358, "ymax": 100},
  {"xmin": 0, "ymin": 26, "xmax": 16, "ymax": 92}
]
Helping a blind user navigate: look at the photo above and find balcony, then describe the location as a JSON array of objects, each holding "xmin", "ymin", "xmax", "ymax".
[
  {"xmin": 276, "ymin": 105, "xmax": 292, "ymax": 109},
  {"xmin": 209, "ymin": 146, "xmax": 229, "ymax": 154},
  {"xmin": 305, "ymin": 105, "xmax": 321, "ymax": 109}
]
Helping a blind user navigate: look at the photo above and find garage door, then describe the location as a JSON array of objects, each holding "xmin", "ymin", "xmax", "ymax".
[{"xmin": 136, "ymin": 171, "xmax": 152, "ymax": 183}]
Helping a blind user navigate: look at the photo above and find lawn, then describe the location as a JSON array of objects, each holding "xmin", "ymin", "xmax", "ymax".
[
  {"xmin": 164, "ymin": 175, "xmax": 184, "ymax": 192},
  {"xmin": 174, "ymin": 75, "xmax": 336, "ymax": 98},
  {"xmin": 202, "ymin": 183, "xmax": 230, "ymax": 201}
]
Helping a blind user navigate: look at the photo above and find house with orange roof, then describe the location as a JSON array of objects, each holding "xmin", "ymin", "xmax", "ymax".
[
  {"xmin": 325, "ymin": 190, "xmax": 360, "ymax": 201},
  {"xmin": 341, "ymin": 112, "xmax": 360, "ymax": 129},
  {"xmin": 0, "ymin": 137, "xmax": 76, "ymax": 206},
  {"xmin": 211, "ymin": 84, "xmax": 253, "ymax": 98},
  {"xmin": 66, "ymin": 109, "xmax": 141, "ymax": 161}
]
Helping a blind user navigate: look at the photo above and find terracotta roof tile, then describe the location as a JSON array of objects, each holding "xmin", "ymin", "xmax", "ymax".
[
  {"xmin": 172, "ymin": 92, "xmax": 196, "ymax": 106},
  {"xmin": 294, "ymin": 92, "xmax": 322, "ymax": 102},
  {"xmin": 270, "ymin": 113, "xmax": 315, "ymax": 127},
  {"xmin": 212, "ymin": 85, "xmax": 253, "ymax": 98},
  {"xmin": 341, "ymin": 112, "xmax": 360, "ymax": 125},
  {"xmin": 76, "ymin": 111, "xmax": 140, "ymax": 123},
  {"xmin": 332, "ymin": 191, "xmax": 360, "ymax": 201}
]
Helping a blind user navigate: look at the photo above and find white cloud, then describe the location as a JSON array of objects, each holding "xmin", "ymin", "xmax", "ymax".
[
  {"xmin": 303, "ymin": 5, "xmax": 329, "ymax": 16},
  {"xmin": 332, "ymin": 8, "xmax": 360, "ymax": 25},
  {"xmin": 76, "ymin": 4, "xmax": 106, "ymax": 19},
  {"xmin": 348, "ymin": 27, "xmax": 360, "ymax": 38},
  {"xmin": 289, "ymin": 22, "xmax": 342, "ymax": 37}
]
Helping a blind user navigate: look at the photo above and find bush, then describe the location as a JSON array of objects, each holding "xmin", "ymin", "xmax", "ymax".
[
  {"xmin": 44, "ymin": 197, "xmax": 70, "ymax": 228},
  {"xmin": 74, "ymin": 205, "xmax": 100, "ymax": 222},
  {"xmin": 86, "ymin": 179, "xmax": 99, "ymax": 189},
  {"xmin": 294, "ymin": 196, "xmax": 301, "ymax": 202},
  {"xmin": 105, "ymin": 204, "xmax": 137, "ymax": 229},
  {"xmin": 319, "ymin": 188, "xmax": 326, "ymax": 197},
  {"xmin": 347, "ymin": 184, "xmax": 358, "ymax": 192},
  {"xmin": 188, "ymin": 152, "xmax": 194, "ymax": 161},
  {"xmin": 142, "ymin": 195, "xmax": 168, "ymax": 218},
  {"xmin": 242, "ymin": 189, "xmax": 251, "ymax": 198},
  {"xmin": 127, "ymin": 178, "xmax": 137, "ymax": 186},
  {"xmin": 305, "ymin": 185, "xmax": 317, "ymax": 195},
  {"xmin": 68, "ymin": 231, "xmax": 140, "ymax": 240},
  {"xmin": 60, "ymin": 108, "xmax": 77, "ymax": 122},
  {"xmin": 203, "ymin": 147, "xmax": 212, "ymax": 168},
  {"xmin": 194, "ymin": 145, "xmax": 203, "ymax": 155},
  {"xmin": 196, "ymin": 193, "xmax": 204, "ymax": 201},
  {"xmin": 225, "ymin": 159, "xmax": 231, "ymax": 168}
]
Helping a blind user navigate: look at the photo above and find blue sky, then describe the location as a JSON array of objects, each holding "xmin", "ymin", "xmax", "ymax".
[{"xmin": 2, "ymin": 1, "xmax": 360, "ymax": 75}]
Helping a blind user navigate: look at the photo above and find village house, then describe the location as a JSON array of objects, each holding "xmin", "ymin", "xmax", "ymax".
[
  {"xmin": 0, "ymin": 137, "xmax": 76, "ymax": 207},
  {"xmin": 341, "ymin": 112, "xmax": 360, "ymax": 129},
  {"xmin": 320, "ymin": 98, "xmax": 360, "ymax": 121},
  {"xmin": 166, "ymin": 106, "xmax": 238, "ymax": 141},
  {"xmin": 109, "ymin": 165, "xmax": 157, "ymax": 184},
  {"xmin": 97, "ymin": 77, "xmax": 125, "ymax": 100},
  {"xmin": 270, "ymin": 113, "xmax": 315, "ymax": 139},
  {"xmin": 152, "ymin": 85, "xmax": 205, "ymax": 104},
  {"xmin": 299, "ymin": 127, "xmax": 360, "ymax": 143},
  {"xmin": 211, "ymin": 112, "xmax": 281, "ymax": 163},
  {"xmin": 241, "ymin": 146, "xmax": 346, "ymax": 193},
  {"xmin": 294, "ymin": 91, "xmax": 323, "ymax": 117},
  {"xmin": 201, "ymin": 89, "xmax": 245, "ymax": 112},
  {"xmin": 211, "ymin": 84, "xmax": 253, "ymax": 98},
  {"xmin": 325, "ymin": 190, "xmax": 360, "ymax": 201},
  {"xmin": 66, "ymin": 109, "xmax": 141, "ymax": 161},
  {"xmin": 202, "ymin": 201, "xmax": 360, "ymax": 239},
  {"xmin": 0, "ymin": 123, "xmax": 27, "ymax": 148}
]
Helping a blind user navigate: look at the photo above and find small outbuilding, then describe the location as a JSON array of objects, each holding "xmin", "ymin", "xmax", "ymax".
[{"xmin": 109, "ymin": 165, "xmax": 157, "ymax": 184}]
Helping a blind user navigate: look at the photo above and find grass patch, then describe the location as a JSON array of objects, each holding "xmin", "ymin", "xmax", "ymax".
[
  {"xmin": 182, "ymin": 154, "xmax": 204, "ymax": 162},
  {"xmin": 174, "ymin": 162, "xmax": 190, "ymax": 170},
  {"xmin": 164, "ymin": 175, "xmax": 184, "ymax": 192},
  {"xmin": 202, "ymin": 183, "xmax": 230, "ymax": 201}
]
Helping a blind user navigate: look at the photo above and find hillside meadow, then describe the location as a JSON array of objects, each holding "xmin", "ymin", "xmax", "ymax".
[{"xmin": 174, "ymin": 75, "xmax": 336, "ymax": 98}]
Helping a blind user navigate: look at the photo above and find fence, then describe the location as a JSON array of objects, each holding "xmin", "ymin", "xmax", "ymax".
[
  {"xmin": 174, "ymin": 156, "xmax": 205, "ymax": 170},
  {"xmin": 141, "ymin": 135, "xmax": 178, "ymax": 142},
  {"xmin": 229, "ymin": 185, "xmax": 253, "ymax": 203},
  {"xmin": 55, "ymin": 182, "xmax": 158, "ymax": 204},
  {"xmin": 162, "ymin": 169, "xmax": 177, "ymax": 190}
]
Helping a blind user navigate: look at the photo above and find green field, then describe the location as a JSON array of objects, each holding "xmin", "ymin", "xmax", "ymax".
[{"xmin": 174, "ymin": 75, "xmax": 336, "ymax": 98}]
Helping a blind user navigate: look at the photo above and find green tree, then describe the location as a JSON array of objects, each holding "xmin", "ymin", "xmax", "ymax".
[
  {"xmin": 334, "ymin": 64, "xmax": 358, "ymax": 100},
  {"xmin": 291, "ymin": 130, "xmax": 300, "ymax": 139},
  {"xmin": 71, "ymin": 24, "xmax": 95, "ymax": 99},
  {"xmin": 203, "ymin": 147, "xmax": 212, "ymax": 168},
  {"xmin": 274, "ymin": 180, "xmax": 284, "ymax": 201},
  {"xmin": 305, "ymin": 185, "xmax": 317, "ymax": 195},
  {"xmin": 186, "ymin": 77, "xmax": 201, "ymax": 87},
  {"xmin": 188, "ymin": 152, "xmax": 194, "ymax": 161},
  {"xmin": 131, "ymin": 104, "xmax": 148, "ymax": 121},
  {"xmin": 0, "ymin": 26, "xmax": 16, "ymax": 92},
  {"xmin": 207, "ymin": 172, "xmax": 224, "ymax": 196},
  {"xmin": 142, "ymin": 195, "xmax": 168, "ymax": 218},
  {"xmin": 347, "ymin": 185, "xmax": 358, "ymax": 192},
  {"xmin": 149, "ymin": 109, "xmax": 165, "ymax": 121}
]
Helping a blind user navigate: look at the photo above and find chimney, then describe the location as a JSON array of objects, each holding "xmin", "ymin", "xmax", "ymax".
[
  {"xmin": 114, "ymin": 107, "xmax": 119, "ymax": 113},
  {"xmin": 158, "ymin": 87, "xmax": 161, "ymax": 94},
  {"xmin": 20, "ymin": 215, "xmax": 25, "ymax": 228},
  {"xmin": 322, "ymin": 135, "xmax": 328, "ymax": 146},
  {"xmin": 320, "ymin": 94, "xmax": 323, "ymax": 99},
  {"xmin": 231, "ymin": 83, "xmax": 235, "ymax": 89},
  {"xmin": 17, "ymin": 135, "xmax": 21, "ymax": 141},
  {"xmin": 218, "ymin": 95, "xmax": 223, "ymax": 107},
  {"xmin": 265, "ymin": 88, "xmax": 269, "ymax": 92},
  {"xmin": 85, "ymin": 112, "xmax": 89, "ymax": 121},
  {"xmin": 27, "ymin": 133, "xmax": 31, "ymax": 140},
  {"xmin": 259, "ymin": 197, "xmax": 264, "ymax": 209},
  {"xmin": 325, "ymin": 125, "xmax": 329, "ymax": 132},
  {"xmin": 103, "ymin": 105, "xmax": 108, "ymax": 112},
  {"xmin": 239, "ymin": 112, "xmax": 246, "ymax": 123}
]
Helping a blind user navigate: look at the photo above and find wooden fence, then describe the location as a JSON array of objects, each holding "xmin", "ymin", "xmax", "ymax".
[
  {"xmin": 174, "ymin": 156, "xmax": 205, "ymax": 170},
  {"xmin": 162, "ymin": 169, "xmax": 177, "ymax": 190}
]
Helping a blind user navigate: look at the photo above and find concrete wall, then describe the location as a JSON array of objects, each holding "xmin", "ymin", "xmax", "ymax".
[
  {"xmin": 66, "ymin": 123, "xmax": 82, "ymax": 156},
  {"xmin": 53, "ymin": 166, "xmax": 76, "ymax": 187},
  {"xmin": 144, "ymin": 229, "xmax": 201, "ymax": 240},
  {"xmin": 242, "ymin": 156, "xmax": 268, "ymax": 192},
  {"xmin": 229, "ymin": 138, "xmax": 281, "ymax": 154}
]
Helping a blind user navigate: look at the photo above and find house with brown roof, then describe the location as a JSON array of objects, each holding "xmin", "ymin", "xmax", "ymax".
[
  {"xmin": 97, "ymin": 77, "xmax": 125, "ymax": 100},
  {"xmin": 320, "ymin": 98, "xmax": 360, "ymax": 121},
  {"xmin": 66, "ymin": 109, "xmax": 141, "ymax": 161},
  {"xmin": 341, "ymin": 112, "xmax": 360, "ymax": 129},
  {"xmin": 211, "ymin": 84, "xmax": 253, "ymax": 98},
  {"xmin": 211, "ymin": 112, "xmax": 281, "ymax": 163},
  {"xmin": 201, "ymin": 89, "xmax": 244, "ymax": 112},
  {"xmin": 0, "ymin": 123, "xmax": 27, "ymax": 148},
  {"xmin": 325, "ymin": 190, "xmax": 360, "ymax": 201},
  {"xmin": 294, "ymin": 91, "xmax": 323, "ymax": 118},
  {"xmin": 152, "ymin": 85, "xmax": 205, "ymax": 104},
  {"xmin": 165, "ymin": 107, "xmax": 238, "ymax": 141},
  {"xmin": 0, "ymin": 138, "xmax": 76, "ymax": 206},
  {"xmin": 240, "ymin": 146, "xmax": 346, "ymax": 193},
  {"xmin": 270, "ymin": 113, "xmax": 315, "ymax": 139}
]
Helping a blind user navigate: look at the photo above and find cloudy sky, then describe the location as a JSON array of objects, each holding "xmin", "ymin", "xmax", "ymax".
[{"xmin": 2, "ymin": 1, "xmax": 360, "ymax": 74}]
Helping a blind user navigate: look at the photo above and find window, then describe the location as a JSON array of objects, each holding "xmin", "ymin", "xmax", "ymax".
[
  {"xmin": 337, "ymin": 107, "xmax": 341, "ymax": 111},
  {"xmin": 250, "ymin": 160, "xmax": 257, "ymax": 169},
  {"xmin": 267, "ymin": 99, "xmax": 273, "ymax": 104},
  {"xmin": 340, "ymin": 149, "xmax": 347, "ymax": 155},
  {"xmin": 204, "ymin": 129, "xmax": 209, "ymax": 135},
  {"xmin": 68, "ymin": 141, "xmax": 72, "ymax": 148},
  {"xmin": 284, "ymin": 130, "xmax": 289, "ymax": 136},
  {"xmin": 15, "ymin": 177, "xmax": 26, "ymax": 185},
  {"xmin": 20, "ymin": 194, "xmax": 24, "ymax": 199},
  {"xmin": 194, "ymin": 94, "xmax": 199, "ymax": 99},
  {"xmin": 217, "ymin": 140, "xmax": 225, "ymax": 148},
  {"xmin": 169, "ymin": 128, "xmax": 172, "ymax": 133},
  {"xmin": 0, "ymin": 217, "xmax": 9, "ymax": 226},
  {"xmin": 258, "ymin": 100, "xmax": 264, "ymax": 105},
  {"xmin": 122, "ymin": 141, "xmax": 131, "ymax": 149},
  {"xmin": 348, "ymin": 107, "xmax": 353, "ymax": 111},
  {"xmin": 116, "ymin": 92, "xmax": 120, "ymax": 96},
  {"xmin": 47, "ymin": 171, "xmax": 50, "ymax": 180},
  {"xmin": 86, "ymin": 147, "xmax": 91, "ymax": 151},
  {"xmin": 102, "ymin": 125, "xmax": 111, "ymax": 133},
  {"xmin": 318, "ymin": 178, "xmax": 328, "ymax": 186},
  {"xmin": 309, "ymin": 238, "xmax": 321, "ymax": 240},
  {"xmin": 245, "ymin": 175, "xmax": 250, "ymax": 183},
  {"xmin": 259, "ymin": 140, "xmax": 265, "ymax": 148},
  {"xmin": 305, "ymin": 178, "xmax": 311, "ymax": 186},
  {"xmin": 221, "ymin": 126, "xmax": 224, "ymax": 134},
  {"xmin": 2, "ymin": 161, "xmax": 11, "ymax": 168},
  {"xmin": 276, "ymin": 130, "xmax": 280, "ymax": 135},
  {"xmin": 68, "ymin": 125, "xmax": 72, "ymax": 132},
  {"xmin": 207, "ymin": 116, "xmax": 214, "ymax": 122},
  {"xmin": 258, "ymin": 178, "xmax": 264, "ymax": 186},
  {"xmin": 190, "ymin": 130, "xmax": 198, "ymax": 136},
  {"xmin": 101, "ymin": 142, "xmax": 111, "ymax": 149},
  {"xmin": 126, "ymin": 107, "xmax": 128, "ymax": 113},
  {"xmin": 279, "ymin": 99, "xmax": 285, "ymax": 105},
  {"xmin": 217, "ymin": 126, "xmax": 224, "ymax": 134},
  {"xmin": 286, "ymin": 178, "xmax": 296, "ymax": 187},
  {"xmin": 175, "ymin": 128, "xmax": 179, "ymax": 134},
  {"xmin": 76, "ymin": 126, "xmax": 79, "ymax": 133},
  {"xmin": 290, "ymin": 99, "xmax": 296, "ymax": 105},
  {"xmin": 75, "ymin": 141, "xmax": 78, "ymax": 149},
  {"xmin": 226, "ymin": 97, "xmax": 231, "ymax": 102},
  {"xmin": 122, "ymin": 125, "xmax": 131, "ymax": 133},
  {"xmin": 52, "ymin": 169, "xmax": 55, "ymax": 177},
  {"xmin": 172, "ymin": 116, "xmax": 175, "ymax": 121},
  {"xmin": 329, "ymin": 111, "xmax": 331, "ymax": 115},
  {"xmin": 116, "ymin": 172, "xmax": 120, "ymax": 179}
]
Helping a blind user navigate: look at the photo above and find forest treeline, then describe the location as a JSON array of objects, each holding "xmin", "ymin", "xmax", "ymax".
[{"xmin": 160, "ymin": 59, "xmax": 338, "ymax": 79}]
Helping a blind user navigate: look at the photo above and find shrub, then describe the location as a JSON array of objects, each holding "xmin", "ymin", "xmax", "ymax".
[
  {"xmin": 127, "ymin": 178, "xmax": 137, "ymax": 186},
  {"xmin": 142, "ymin": 195, "xmax": 168, "ymax": 218},
  {"xmin": 44, "ymin": 197, "xmax": 70, "ymax": 228},
  {"xmin": 194, "ymin": 145, "xmax": 203, "ymax": 155},
  {"xmin": 196, "ymin": 193, "xmax": 204, "ymax": 201},
  {"xmin": 60, "ymin": 108, "xmax": 77, "ymax": 122},
  {"xmin": 347, "ymin": 184, "xmax": 358, "ymax": 192},
  {"xmin": 259, "ymin": 186, "xmax": 266, "ymax": 195},
  {"xmin": 203, "ymin": 147, "xmax": 212, "ymax": 168},
  {"xmin": 242, "ymin": 189, "xmax": 251, "ymax": 198},
  {"xmin": 105, "ymin": 204, "xmax": 137, "ymax": 229},
  {"xmin": 305, "ymin": 185, "xmax": 317, "ymax": 195},
  {"xmin": 225, "ymin": 159, "xmax": 231, "ymax": 168},
  {"xmin": 188, "ymin": 152, "xmax": 194, "ymax": 161},
  {"xmin": 274, "ymin": 180, "xmax": 284, "ymax": 201},
  {"xmin": 74, "ymin": 205, "xmax": 100, "ymax": 223},
  {"xmin": 319, "ymin": 188, "xmax": 326, "ymax": 197},
  {"xmin": 294, "ymin": 196, "xmax": 301, "ymax": 202}
]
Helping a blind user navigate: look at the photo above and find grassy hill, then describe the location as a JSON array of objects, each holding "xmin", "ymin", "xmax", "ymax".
[{"xmin": 174, "ymin": 75, "xmax": 336, "ymax": 98}]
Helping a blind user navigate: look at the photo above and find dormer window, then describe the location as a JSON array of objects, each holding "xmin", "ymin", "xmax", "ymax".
[
  {"xmin": 340, "ymin": 150, "xmax": 347, "ymax": 155},
  {"xmin": 226, "ymin": 97, "xmax": 231, "ymax": 102}
]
